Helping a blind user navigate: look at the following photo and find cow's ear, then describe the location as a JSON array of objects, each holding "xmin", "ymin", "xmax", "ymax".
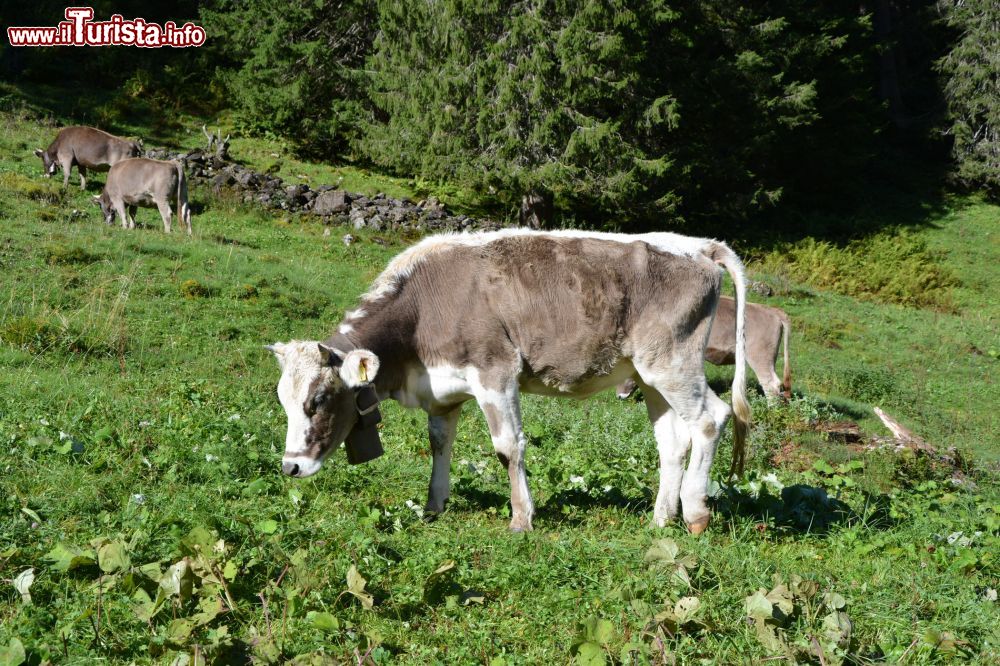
[
  {"xmin": 34, "ymin": 148, "xmax": 44, "ymax": 157},
  {"xmin": 317, "ymin": 343, "xmax": 345, "ymax": 368},
  {"xmin": 339, "ymin": 349, "xmax": 379, "ymax": 387}
]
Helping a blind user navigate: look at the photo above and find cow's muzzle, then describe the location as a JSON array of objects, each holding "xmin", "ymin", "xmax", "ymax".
[{"xmin": 282, "ymin": 461, "xmax": 301, "ymax": 476}]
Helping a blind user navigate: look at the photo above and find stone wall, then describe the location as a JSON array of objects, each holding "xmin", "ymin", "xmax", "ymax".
[{"xmin": 143, "ymin": 147, "xmax": 505, "ymax": 233}]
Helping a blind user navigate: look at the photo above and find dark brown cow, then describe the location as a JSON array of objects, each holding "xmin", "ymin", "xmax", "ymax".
[
  {"xmin": 93, "ymin": 158, "xmax": 191, "ymax": 234},
  {"xmin": 34, "ymin": 126, "xmax": 141, "ymax": 190},
  {"xmin": 267, "ymin": 230, "xmax": 752, "ymax": 534},
  {"xmin": 617, "ymin": 297, "xmax": 791, "ymax": 401}
]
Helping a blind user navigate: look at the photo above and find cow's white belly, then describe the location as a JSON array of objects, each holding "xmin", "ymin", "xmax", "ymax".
[
  {"xmin": 390, "ymin": 357, "xmax": 636, "ymax": 410},
  {"xmin": 518, "ymin": 357, "xmax": 636, "ymax": 399},
  {"xmin": 391, "ymin": 363, "xmax": 474, "ymax": 412}
]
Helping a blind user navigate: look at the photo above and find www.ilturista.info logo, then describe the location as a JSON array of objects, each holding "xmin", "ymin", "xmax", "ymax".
[{"xmin": 7, "ymin": 7, "xmax": 206, "ymax": 48}]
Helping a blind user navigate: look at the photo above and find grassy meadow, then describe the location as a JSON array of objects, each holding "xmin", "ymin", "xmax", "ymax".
[{"xmin": 0, "ymin": 107, "xmax": 998, "ymax": 665}]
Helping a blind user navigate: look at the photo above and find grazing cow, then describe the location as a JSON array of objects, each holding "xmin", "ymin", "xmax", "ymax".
[
  {"xmin": 617, "ymin": 297, "xmax": 791, "ymax": 401},
  {"xmin": 267, "ymin": 230, "xmax": 751, "ymax": 533},
  {"xmin": 93, "ymin": 158, "xmax": 191, "ymax": 234},
  {"xmin": 34, "ymin": 126, "xmax": 141, "ymax": 190}
]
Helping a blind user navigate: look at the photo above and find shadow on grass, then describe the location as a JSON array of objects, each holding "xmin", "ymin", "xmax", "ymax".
[{"xmin": 713, "ymin": 484, "xmax": 896, "ymax": 536}]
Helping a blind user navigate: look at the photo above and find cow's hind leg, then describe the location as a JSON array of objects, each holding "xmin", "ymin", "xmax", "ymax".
[
  {"xmin": 425, "ymin": 407, "xmax": 461, "ymax": 516},
  {"xmin": 78, "ymin": 165, "xmax": 87, "ymax": 191},
  {"xmin": 638, "ymin": 367, "xmax": 731, "ymax": 534},
  {"xmin": 475, "ymin": 382, "xmax": 534, "ymax": 532},
  {"xmin": 640, "ymin": 381, "xmax": 690, "ymax": 527},
  {"xmin": 157, "ymin": 201, "xmax": 173, "ymax": 233}
]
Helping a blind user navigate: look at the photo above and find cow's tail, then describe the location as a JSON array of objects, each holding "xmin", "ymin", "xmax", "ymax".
[
  {"xmin": 175, "ymin": 161, "xmax": 191, "ymax": 235},
  {"xmin": 779, "ymin": 312, "xmax": 792, "ymax": 400},
  {"xmin": 707, "ymin": 241, "xmax": 751, "ymax": 479}
]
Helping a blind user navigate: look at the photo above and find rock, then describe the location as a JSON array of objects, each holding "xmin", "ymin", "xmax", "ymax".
[
  {"xmin": 236, "ymin": 170, "xmax": 259, "ymax": 189},
  {"xmin": 368, "ymin": 214, "xmax": 385, "ymax": 231},
  {"xmin": 313, "ymin": 189, "xmax": 351, "ymax": 216},
  {"xmin": 212, "ymin": 172, "xmax": 236, "ymax": 194},
  {"xmin": 323, "ymin": 228, "xmax": 331, "ymax": 237},
  {"xmin": 343, "ymin": 234, "xmax": 355, "ymax": 246},
  {"xmin": 749, "ymin": 281, "xmax": 774, "ymax": 297}
]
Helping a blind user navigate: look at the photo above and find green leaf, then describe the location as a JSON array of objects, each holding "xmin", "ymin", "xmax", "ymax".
[
  {"xmin": 823, "ymin": 591, "xmax": 847, "ymax": 610},
  {"xmin": 97, "ymin": 540, "xmax": 131, "ymax": 573},
  {"xmin": 222, "ymin": 560, "xmax": 239, "ymax": 581},
  {"xmin": 744, "ymin": 590, "xmax": 775, "ymax": 622},
  {"xmin": 44, "ymin": 542, "xmax": 96, "ymax": 572},
  {"xmin": 673, "ymin": 596, "xmax": 701, "ymax": 623},
  {"xmin": 644, "ymin": 539, "xmax": 680, "ymax": 566},
  {"xmin": 19, "ymin": 507, "xmax": 41, "ymax": 524},
  {"xmin": 256, "ymin": 519, "xmax": 279, "ymax": 535},
  {"xmin": 307, "ymin": 611, "xmax": 340, "ymax": 633},
  {"xmin": 572, "ymin": 641, "xmax": 606, "ymax": 665},
  {"xmin": 822, "ymin": 610, "xmax": 853, "ymax": 649},
  {"xmin": 191, "ymin": 595, "xmax": 224, "ymax": 626},
  {"xmin": 812, "ymin": 460, "xmax": 835, "ymax": 475},
  {"xmin": 181, "ymin": 526, "xmax": 216, "ymax": 554},
  {"xmin": 423, "ymin": 560, "xmax": 461, "ymax": 605},
  {"xmin": 159, "ymin": 559, "xmax": 195, "ymax": 602},
  {"xmin": 131, "ymin": 587, "xmax": 166, "ymax": 622},
  {"xmin": 166, "ymin": 618, "xmax": 195, "ymax": 646},
  {"xmin": 580, "ymin": 616, "xmax": 614, "ymax": 644},
  {"xmin": 0, "ymin": 638, "xmax": 25, "ymax": 666}
]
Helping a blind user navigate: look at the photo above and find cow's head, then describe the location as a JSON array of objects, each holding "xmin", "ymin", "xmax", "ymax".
[
  {"xmin": 91, "ymin": 192, "xmax": 116, "ymax": 225},
  {"xmin": 33, "ymin": 148, "xmax": 57, "ymax": 177},
  {"xmin": 266, "ymin": 341, "xmax": 380, "ymax": 477}
]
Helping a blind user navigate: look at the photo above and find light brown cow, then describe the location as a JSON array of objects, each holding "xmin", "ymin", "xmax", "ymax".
[
  {"xmin": 617, "ymin": 296, "xmax": 791, "ymax": 401},
  {"xmin": 34, "ymin": 126, "xmax": 141, "ymax": 190},
  {"xmin": 93, "ymin": 158, "xmax": 191, "ymax": 234},
  {"xmin": 267, "ymin": 230, "xmax": 752, "ymax": 534}
]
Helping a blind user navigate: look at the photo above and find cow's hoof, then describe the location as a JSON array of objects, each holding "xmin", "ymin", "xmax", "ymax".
[
  {"xmin": 686, "ymin": 515, "xmax": 710, "ymax": 535},
  {"xmin": 508, "ymin": 522, "xmax": 533, "ymax": 533}
]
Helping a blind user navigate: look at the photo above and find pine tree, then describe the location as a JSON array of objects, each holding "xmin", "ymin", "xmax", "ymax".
[{"xmin": 938, "ymin": 0, "xmax": 1000, "ymax": 193}]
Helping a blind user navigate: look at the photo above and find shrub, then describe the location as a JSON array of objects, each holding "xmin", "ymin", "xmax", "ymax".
[
  {"xmin": 759, "ymin": 229, "xmax": 959, "ymax": 309},
  {"xmin": 180, "ymin": 279, "xmax": 212, "ymax": 299}
]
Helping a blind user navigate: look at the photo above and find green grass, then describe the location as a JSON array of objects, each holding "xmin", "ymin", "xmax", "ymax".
[{"xmin": 1, "ymin": 109, "xmax": 998, "ymax": 665}]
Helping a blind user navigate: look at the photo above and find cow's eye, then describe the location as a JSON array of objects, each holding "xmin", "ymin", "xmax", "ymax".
[{"xmin": 309, "ymin": 391, "xmax": 328, "ymax": 414}]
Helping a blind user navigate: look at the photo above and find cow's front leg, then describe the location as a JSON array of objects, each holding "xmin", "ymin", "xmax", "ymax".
[
  {"xmin": 426, "ymin": 407, "xmax": 461, "ymax": 515},
  {"xmin": 476, "ymin": 386, "xmax": 534, "ymax": 532},
  {"xmin": 60, "ymin": 160, "xmax": 73, "ymax": 188},
  {"xmin": 115, "ymin": 202, "xmax": 130, "ymax": 229}
]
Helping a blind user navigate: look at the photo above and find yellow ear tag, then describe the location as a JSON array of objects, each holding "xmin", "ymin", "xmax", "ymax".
[{"xmin": 358, "ymin": 363, "xmax": 368, "ymax": 383}]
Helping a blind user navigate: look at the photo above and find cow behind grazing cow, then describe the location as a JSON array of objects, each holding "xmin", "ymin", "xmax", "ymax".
[
  {"xmin": 617, "ymin": 296, "xmax": 792, "ymax": 401},
  {"xmin": 34, "ymin": 126, "xmax": 141, "ymax": 190},
  {"xmin": 93, "ymin": 158, "xmax": 192, "ymax": 234},
  {"xmin": 267, "ymin": 229, "xmax": 752, "ymax": 534}
]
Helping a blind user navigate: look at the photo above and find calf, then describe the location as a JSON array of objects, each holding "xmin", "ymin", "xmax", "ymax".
[
  {"xmin": 267, "ymin": 230, "xmax": 752, "ymax": 534},
  {"xmin": 34, "ymin": 126, "xmax": 141, "ymax": 190},
  {"xmin": 617, "ymin": 297, "xmax": 792, "ymax": 401},
  {"xmin": 93, "ymin": 158, "xmax": 191, "ymax": 234}
]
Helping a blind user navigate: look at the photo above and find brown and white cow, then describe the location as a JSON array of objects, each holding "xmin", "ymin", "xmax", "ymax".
[
  {"xmin": 34, "ymin": 126, "xmax": 141, "ymax": 190},
  {"xmin": 267, "ymin": 230, "xmax": 751, "ymax": 533},
  {"xmin": 93, "ymin": 158, "xmax": 191, "ymax": 234},
  {"xmin": 617, "ymin": 296, "xmax": 791, "ymax": 401}
]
